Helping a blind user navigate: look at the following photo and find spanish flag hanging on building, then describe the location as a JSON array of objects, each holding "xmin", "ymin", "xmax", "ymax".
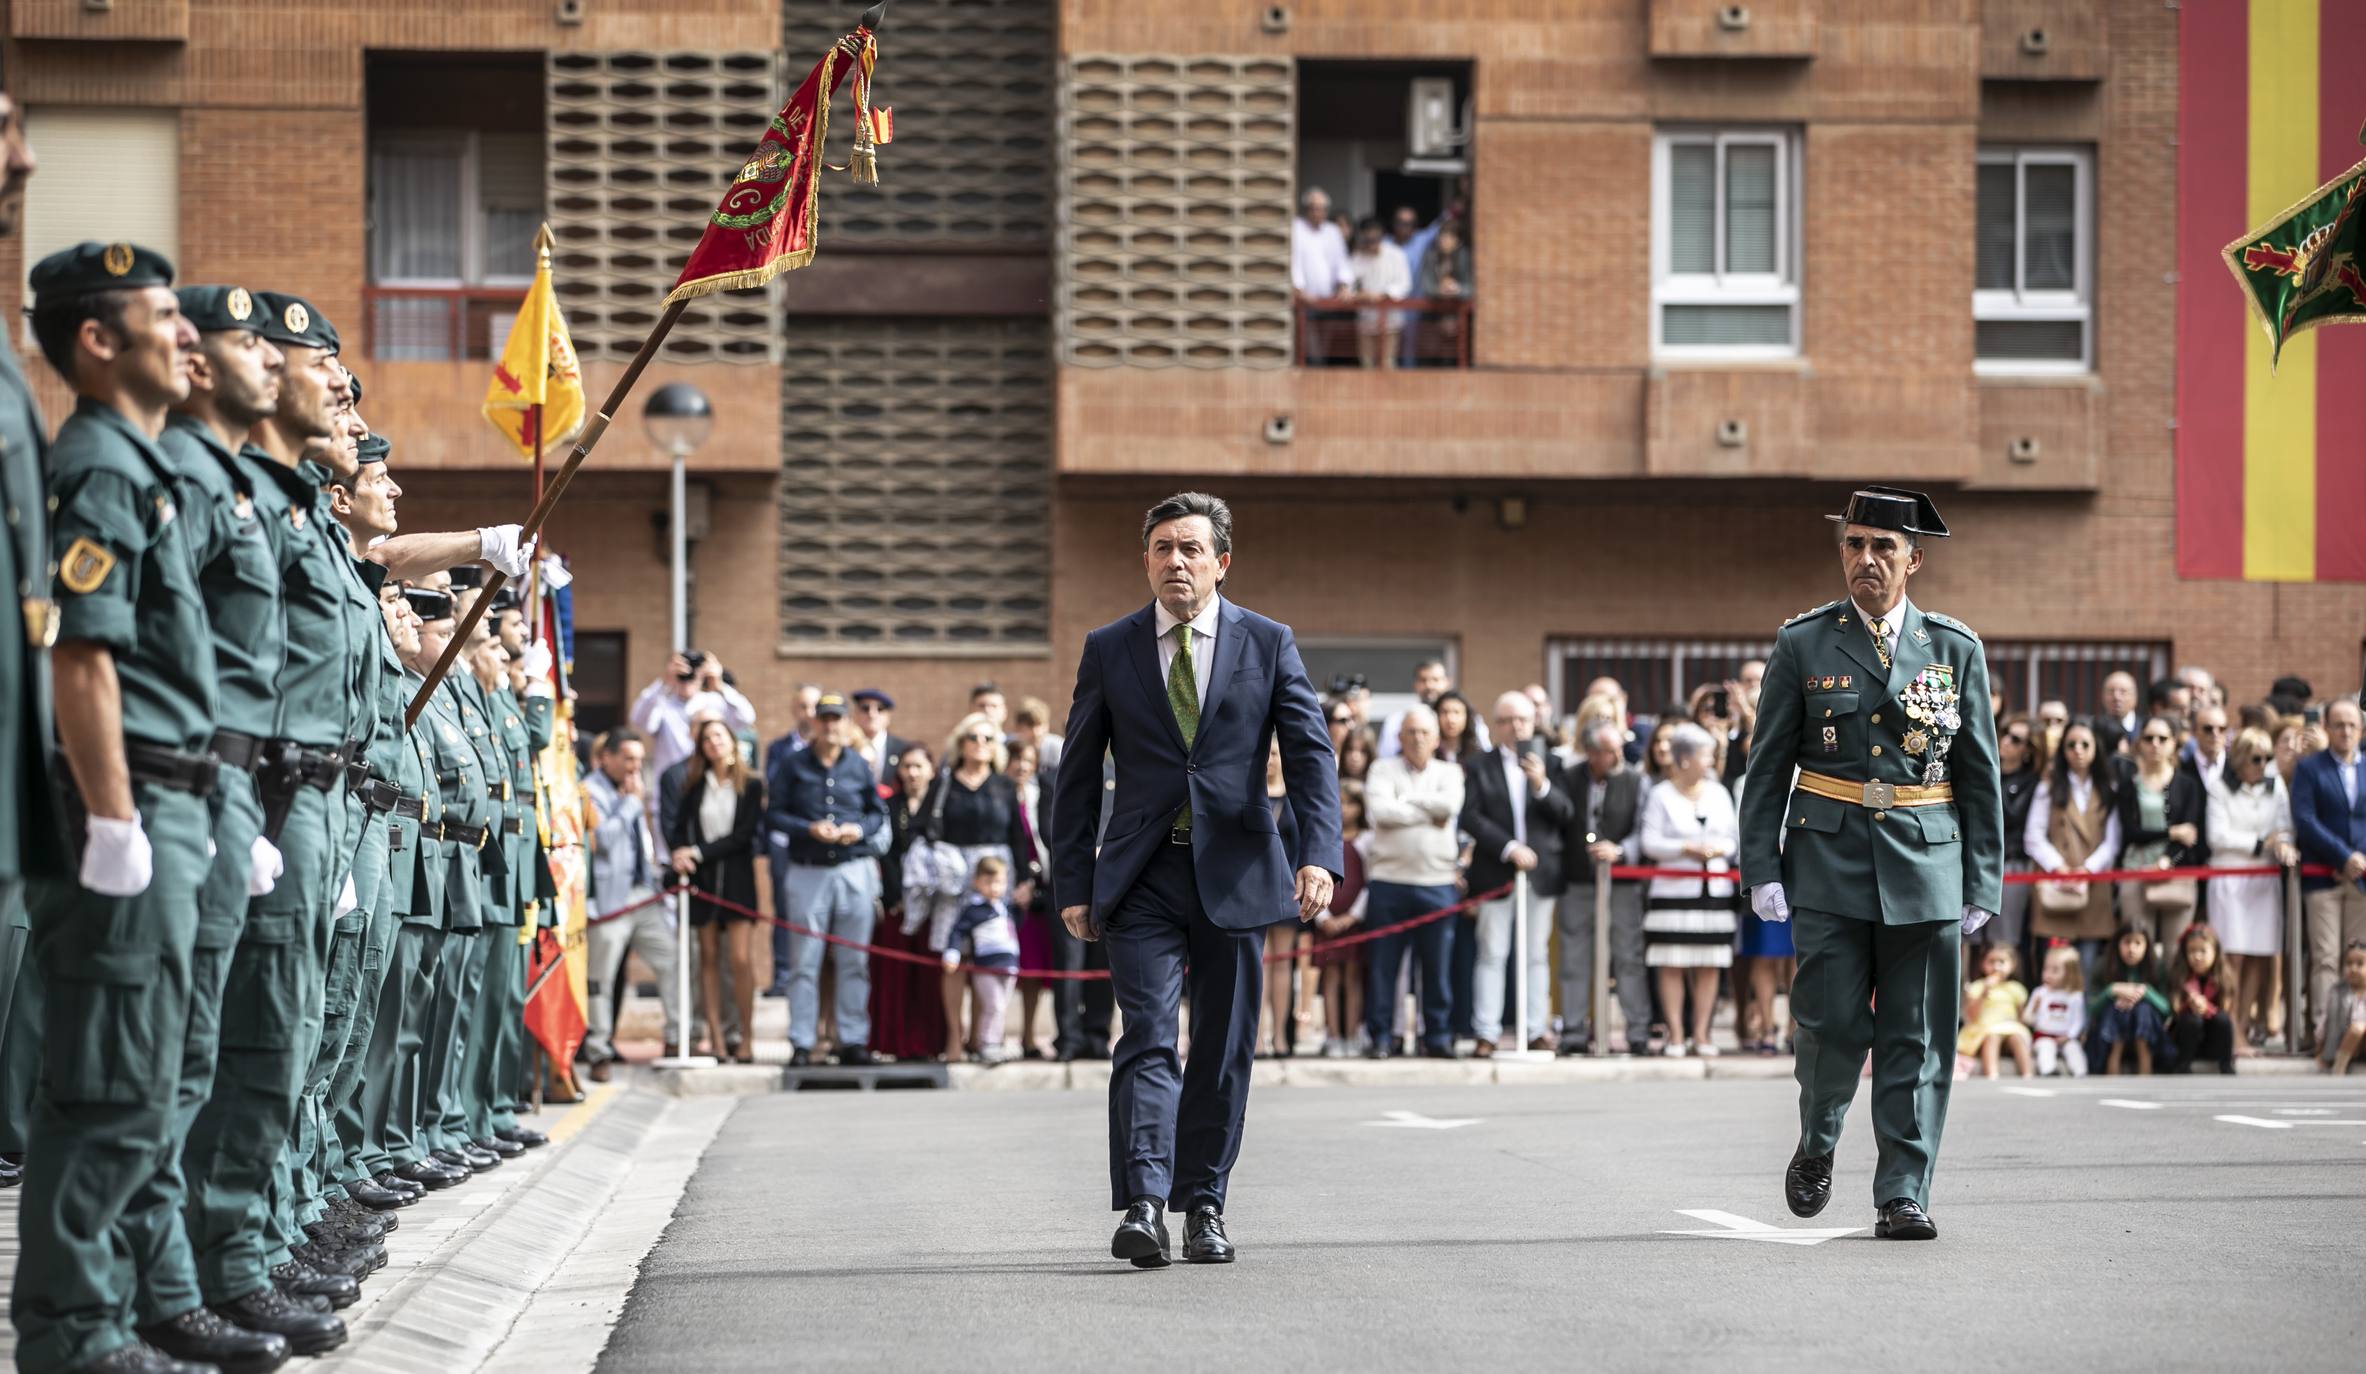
[
  {"xmin": 2176, "ymin": 0, "xmax": 2366, "ymax": 582},
  {"xmin": 482, "ymin": 224, "xmax": 586, "ymax": 460},
  {"xmin": 663, "ymin": 4, "xmax": 890, "ymax": 304}
]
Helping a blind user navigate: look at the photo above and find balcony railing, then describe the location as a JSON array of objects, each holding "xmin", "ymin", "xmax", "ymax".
[
  {"xmin": 1293, "ymin": 296, "xmax": 1474, "ymax": 369},
  {"xmin": 364, "ymin": 284, "xmax": 531, "ymax": 362}
]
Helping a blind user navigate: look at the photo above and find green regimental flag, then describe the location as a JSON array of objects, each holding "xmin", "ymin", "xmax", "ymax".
[{"xmin": 2222, "ymin": 150, "xmax": 2366, "ymax": 369}]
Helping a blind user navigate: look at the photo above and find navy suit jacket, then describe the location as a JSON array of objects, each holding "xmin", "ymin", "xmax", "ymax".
[
  {"xmin": 2291, "ymin": 750, "xmax": 2366, "ymax": 893},
  {"xmin": 1052, "ymin": 598, "xmax": 1343, "ymax": 931}
]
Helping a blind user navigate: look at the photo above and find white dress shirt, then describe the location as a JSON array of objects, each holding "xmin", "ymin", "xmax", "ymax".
[
  {"xmin": 1153, "ymin": 595, "xmax": 1220, "ymax": 712},
  {"xmin": 2023, "ymin": 772, "xmax": 2125, "ymax": 874},
  {"xmin": 2336, "ymin": 750, "xmax": 2361, "ymax": 809},
  {"xmin": 1290, "ymin": 216, "xmax": 1351, "ymax": 296},
  {"xmin": 1496, "ymin": 747, "xmax": 1550, "ymax": 857}
]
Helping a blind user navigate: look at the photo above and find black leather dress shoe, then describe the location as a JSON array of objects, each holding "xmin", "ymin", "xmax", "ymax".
[
  {"xmin": 63, "ymin": 1341, "xmax": 214, "ymax": 1374},
  {"xmin": 1875, "ymin": 1197, "xmax": 1937, "ymax": 1240},
  {"xmin": 0, "ymin": 1155, "xmax": 20, "ymax": 1188},
  {"xmin": 1182, "ymin": 1205, "xmax": 1235, "ymax": 1263},
  {"xmin": 429, "ymin": 1146, "xmax": 476, "ymax": 1172},
  {"xmin": 270, "ymin": 1261, "xmax": 357, "ymax": 1310},
  {"xmin": 838, "ymin": 1044, "xmax": 876, "ymax": 1066},
  {"xmin": 396, "ymin": 1158, "xmax": 464, "ymax": 1189},
  {"xmin": 290, "ymin": 1240, "xmax": 382, "ymax": 1279},
  {"xmin": 1109, "ymin": 1199, "xmax": 1171, "ymax": 1269},
  {"xmin": 497, "ymin": 1126, "xmax": 549, "ymax": 1149},
  {"xmin": 1784, "ymin": 1148, "xmax": 1834, "ymax": 1219},
  {"xmin": 476, "ymin": 1134, "xmax": 526, "ymax": 1159},
  {"xmin": 789, "ymin": 1047, "xmax": 813, "ymax": 1068},
  {"xmin": 138, "ymin": 1305, "xmax": 291, "ymax": 1374},
  {"xmin": 345, "ymin": 1177, "xmax": 413, "ymax": 1211},
  {"xmin": 374, "ymin": 1170, "xmax": 424, "ymax": 1197},
  {"xmin": 458, "ymin": 1143, "xmax": 502, "ymax": 1170},
  {"xmin": 213, "ymin": 1284, "xmax": 348, "ymax": 1356}
]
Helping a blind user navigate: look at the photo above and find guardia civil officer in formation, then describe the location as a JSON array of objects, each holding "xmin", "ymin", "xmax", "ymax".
[{"xmin": 1739, "ymin": 486, "xmax": 2004, "ymax": 1242}]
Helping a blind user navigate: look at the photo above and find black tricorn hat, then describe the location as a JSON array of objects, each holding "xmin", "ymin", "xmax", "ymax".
[{"xmin": 1826, "ymin": 484, "xmax": 1948, "ymax": 538}]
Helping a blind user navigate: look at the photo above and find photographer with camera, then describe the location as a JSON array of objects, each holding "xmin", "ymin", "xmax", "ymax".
[{"xmin": 630, "ymin": 648, "xmax": 757, "ymax": 787}]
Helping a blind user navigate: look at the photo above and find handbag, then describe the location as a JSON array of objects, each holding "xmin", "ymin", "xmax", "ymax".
[
  {"xmin": 2142, "ymin": 875, "xmax": 2197, "ymax": 918},
  {"xmin": 899, "ymin": 775, "xmax": 967, "ymax": 904},
  {"xmin": 2036, "ymin": 879, "xmax": 2090, "ymax": 915}
]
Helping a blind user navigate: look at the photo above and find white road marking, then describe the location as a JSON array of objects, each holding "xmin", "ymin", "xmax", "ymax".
[
  {"xmin": 2216, "ymin": 1115, "xmax": 2295, "ymax": 1129},
  {"xmin": 2098, "ymin": 1099, "xmax": 2162, "ymax": 1110},
  {"xmin": 1660, "ymin": 1210, "xmax": 1864, "ymax": 1246},
  {"xmin": 1999, "ymin": 1087, "xmax": 2057, "ymax": 1098},
  {"xmin": 2274, "ymin": 1108, "xmax": 2336, "ymax": 1116},
  {"xmin": 1366, "ymin": 1109, "xmax": 1480, "ymax": 1130}
]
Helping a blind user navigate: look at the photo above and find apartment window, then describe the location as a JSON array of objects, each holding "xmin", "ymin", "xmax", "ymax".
[
  {"xmin": 365, "ymin": 53, "xmax": 545, "ymax": 360},
  {"xmin": 1983, "ymin": 640, "xmax": 2167, "ymax": 715},
  {"xmin": 1547, "ymin": 638, "xmax": 1776, "ymax": 723},
  {"xmin": 1652, "ymin": 129, "xmax": 1799, "ymax": 360},
  {"xmin": 22, "ymin": 110, "xmax": 179, "ymax": 316},
  {"xmin": 1974, "ymin": 147, "xmax": 2092, "ymax": 373}
]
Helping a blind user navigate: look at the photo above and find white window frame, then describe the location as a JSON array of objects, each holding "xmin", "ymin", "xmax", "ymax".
[
  {"xmin": 1651, "ymin": 127, "xmax": 1801, "ymax": 362},
  {"xmin": 1972, "ymin": 146, "xmax": 2094, "ymax": 376},
  {"xmin": 366, "ymin": 130, "xmax": 536, "ymax": 290}
]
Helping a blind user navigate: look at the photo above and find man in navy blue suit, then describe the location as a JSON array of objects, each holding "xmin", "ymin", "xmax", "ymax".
[
  {"xmin": 2292, "ymin": 698, "xmax": 2366, "ymax": 1049},
  {"xmin": 1052, "ymin": 492, "xmax": 1342, "ymax": 1270}
]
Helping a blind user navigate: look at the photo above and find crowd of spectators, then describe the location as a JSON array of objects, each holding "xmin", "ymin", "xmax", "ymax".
[
  {"xmin": 579, "ymin": 650, "xmax": 2366, "ymax": 1080},
  {"xmin": 1291, "ymin": 184, "xmax": 1475, "ymax": 368}
]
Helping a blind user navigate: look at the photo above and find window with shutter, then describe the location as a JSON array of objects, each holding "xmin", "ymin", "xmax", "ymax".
[
  {"xmin": 22, "ymin": 109, "xmax": 180, "ymax": 320},
  {"xmin": 1652, "ymin": 129, "xmax": 1799, "ymax": 360},
  {"xmin": 1973, "ymin": 147, "xmax": 2093, "ymax": 374}
]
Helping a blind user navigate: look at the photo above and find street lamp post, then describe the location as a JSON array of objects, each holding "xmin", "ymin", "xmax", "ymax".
[
  {"xmin": 643, "ymin": 383, "xmax": 713, "ymax": 655},
  {"xmin": 640, "ymin": 382, "xmax": 714, "ymax": 1073}
]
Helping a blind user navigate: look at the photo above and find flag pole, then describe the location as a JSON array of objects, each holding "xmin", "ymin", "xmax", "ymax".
[
  {"xmin": 525, "ymin": 401, "xmax": 544, "ymax": 644},
  {"xmin": 407, "ymin": 298, "xmax": 688, "ymax": 727}
]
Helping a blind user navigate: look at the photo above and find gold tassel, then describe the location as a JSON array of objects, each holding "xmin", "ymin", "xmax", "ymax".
[{"xmin": 852, "ymin": 145, "xmax": 878, "ymax": 184}]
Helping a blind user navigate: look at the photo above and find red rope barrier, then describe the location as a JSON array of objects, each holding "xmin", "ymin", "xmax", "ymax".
[{"xmin": 1599, "ymin": 863, "xmax": 2337, "ymax": 884}]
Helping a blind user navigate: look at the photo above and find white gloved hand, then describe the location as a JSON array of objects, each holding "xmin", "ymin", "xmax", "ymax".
[
  {"xmin": 1960, "ymin": 905, "xmax": 1994, "ymax": 937},
  {"xmin": 81, "ymin": 814, "xmax": 154, "ymax": 897},
  {"xmin": 1750, "ymin": 882, "xmax": 1791, "ymax": 923},
  {"xmin": 519, "ymin": 640, "xmax": 556, "ymax": 697},
  {"xmin": 333, "ymin": 875, "xmax": 360, "ymax": 920},
  {"xmin": 248, "ymin": 835, "xmax": 284, "ymax": 898},
  {"xmin": 476, "ymin": 525, "xmax": 539, "ymax": 580}
]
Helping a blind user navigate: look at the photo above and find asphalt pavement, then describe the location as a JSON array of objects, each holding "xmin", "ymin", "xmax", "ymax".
[{"xmin": 596, "ymin": 1073, "xmax": 2366, "ymax": 1373}]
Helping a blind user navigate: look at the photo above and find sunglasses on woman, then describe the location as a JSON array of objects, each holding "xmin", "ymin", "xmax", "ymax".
[
  {"xmin": 2248, "ymin": 754, "xmax": 2274, "ymax": 765},
  {"xmin": 2142, "ymin": 733, "xmax": 2172, "ymax": 744}
]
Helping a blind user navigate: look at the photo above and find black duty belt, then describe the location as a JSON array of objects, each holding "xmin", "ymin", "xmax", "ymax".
[
  {"xmin": 127, "ymin": 742, "xmax": 220, "ymax": 796},
  {"xmin": 346, "ymin": 757, "xmax": 372, "ymax": 792},
  {"xmin": 265, "ymin": 739, "xmax": 348, "ymax": 790},
  {"xmin": 208, "ymin": 729, "xmax": 265, "ymax": 773},
  {"xmin": 439, "ymin": 821, "xmax": 489, "ymax": 848},
  {"xmin": 353, "ymin": 777, "xmax": 427, "ymax": 820},
  {"xmin": 488, "ymin": 779, "xmax": 513, "ymax": 803},
  {"xmin": 499, "ymin": 816, "xmax": 525, "ymax": 835}
]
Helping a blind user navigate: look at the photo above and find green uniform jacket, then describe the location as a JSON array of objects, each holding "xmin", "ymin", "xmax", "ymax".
[
  {"xmin": 254, "ymin": 453, "xmax": 354, "ymax": 748},
  {"xmin": 160, "ymin": 416, "xmax": 285, "ymax": 739},
  {"xmin": 490, "ymin": 685, "xmax": 539, "ymax": 923},
  {"xmin": 0, "ymin": 329, "xmax": 55, "ymax": 881},
  {"xmin": 1739, "ymin": 598, "xmax": 2004, "ymax": 924},
  {"xmin": 456, "ymin": 675, "xmax": 518, "ymax": 925},
  {"xmin": 360, "ymin": 636, "xmax": 426, "ymax": 923},
  {"xmin": 425, "ymin": 676, "xmax": 489, "ymax": 930},
  {"xmin": 401, "ymin": 672, "xmax": 451, "ymax": 929}
]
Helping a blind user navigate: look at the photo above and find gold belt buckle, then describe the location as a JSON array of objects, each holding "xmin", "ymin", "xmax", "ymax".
[
  {"xmin": 23, "ymin": 597, "xmax": 57, "ymax": 649},
  {"xmin": 1863, "ymin": 781, "xmax": 1897, "ymax": 809}
]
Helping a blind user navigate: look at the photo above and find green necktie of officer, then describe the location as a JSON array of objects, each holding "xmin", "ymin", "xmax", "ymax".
[
  {"xmin": 1168, "ymin": 623, "xmax": 1198, "ymax": 832},
  {"xmin": 1869, "ymin": 616, "xmax": 1893, "ymax": 671}
]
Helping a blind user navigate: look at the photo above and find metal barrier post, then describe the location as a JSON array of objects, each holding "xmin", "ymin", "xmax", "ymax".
[
  {"xmin": 654, "ymin": 886, "xmax": 717, "ymax": 1069},
  {"xmin": 2284, "ymin": 862, "xmax": 2304, "ymax": 1056},
  {"xmin": 1591, "ymin": 858, "xmax": 1612, "ymax": 1058},
  {"xmin": 1500, "ymin": 872, "xmax": 1551, "ymax": 1062}
]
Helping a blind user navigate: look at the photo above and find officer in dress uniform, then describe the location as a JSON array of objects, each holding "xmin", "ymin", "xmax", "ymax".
[
  {"xmin": 0, "ymin": 79, "xmax": 51, "ymax": 1197},
  {"xmin": 388, "ymin": 584, "xmax": 472, "ymax": 1192},
  {"xmin": 16, "ymin": 240, "xmax": 221, "ymax": 1374},
  {"xmin": 480, "ymin": 589, "xmax": 552, "ymax": 1150},
  {"xmin": 1739, "ymin": 486, "xmax": 2003, "ymax": 1242},
  {"xmin": 421, "ymin": 583, "xmax": 500, "ymax": 1178},
  {"xmin": 457, "ymin": 606, "xmax": 528, "ymax": 1162}
]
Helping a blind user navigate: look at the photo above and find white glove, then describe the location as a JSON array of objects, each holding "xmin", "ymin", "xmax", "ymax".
[
  {"xmin": 248, "ymin": 835, "xmax": 284, "ymax": 898},
  {"xmin": 333, "ymin": 875, "xmax": 360, "ymax": 920},
  {"xmin": 519, "ymin": 640, "xmax": 556, "ymax": 697},
  {"xmin": 1750, "ymin": 882, "xmax": 1791, "ymax": 923},
  {"xmin": 537, "ymin": 552, "xmax": 574, "ymax": 591},
  {"xmin": 81, "ymin": 814, "xmax": 155, "ymax": 897},
  {"xmin": 940, "ymin": 948, "xmax": 961, "ymax": 969},
  {"xmin": 1960, "ymin": 905, "xmax": 1994, "ymax": 937},
  {"xmin": 477, "ymin": 525, "xmax": 539, "ymax": 579}
]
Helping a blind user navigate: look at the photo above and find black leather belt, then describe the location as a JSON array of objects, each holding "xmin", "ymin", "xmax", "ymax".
[
  {"xmin": 127, "ymin": 741, "xmax": 220, "ymax": 796},
  {"xmin": 488, "ymin": 779, "xmax": 513, "ymax": 802},
  {"xmin": 1168, "ymin": 826, "xmax": 1191, "ymax": 846},
  {"xmin": 353, "ymin": 777, "xmax": 426, "ymax": 820},
  {"xmin": 440, "ymin": 821, "xmax": 489, "ymax": 848},
  {"xmin": 499, "ymin": 816, "xmax": 524, "ymax": 835},
  {"xmin": 208, "ymin": 729, "xmax": 265, "ymax": 772}
]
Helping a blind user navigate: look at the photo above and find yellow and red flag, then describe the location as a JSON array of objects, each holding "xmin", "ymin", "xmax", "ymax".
[
  {"xmin": 663, "ymin": 8, "xmax": 890, "ymax": 304},
  {"xmin": 2176, "ymin": 0, "xmax": 2366, "ymax": 582},
  {"xmin": 482, "ymin": 224, "xmax": 586, "ymax": 460}
]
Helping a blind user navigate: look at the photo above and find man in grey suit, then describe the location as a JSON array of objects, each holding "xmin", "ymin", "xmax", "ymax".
[
  {"xmin": 581, "ymin": 728, "xmax": 678, "ymax": 1078},
  {"xmin": 1558, "ymin": 721, "xmax": 1649, "ymax": 1055}
]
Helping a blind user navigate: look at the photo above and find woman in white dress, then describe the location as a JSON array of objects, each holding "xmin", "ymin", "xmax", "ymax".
[
  {"xmin": 1640, "ymin": 723, "xmax": 1740, "ymax": 1057},
  {"xmin": 2201, "ymin": 727, "xmax": 2296, "ymax": 1055}
]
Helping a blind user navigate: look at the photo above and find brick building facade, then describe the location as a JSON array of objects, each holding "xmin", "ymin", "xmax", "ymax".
[{"xmin": 5, "ymin": 0, "xmax": 2357, "ymax": 748}]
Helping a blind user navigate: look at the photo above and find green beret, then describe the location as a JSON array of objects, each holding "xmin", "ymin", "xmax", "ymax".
[
  {"xmin": 30, "ymin": 241, "xmax": 175, "ymax": 307},
  {"xmin": 356, "ymin": 434, "xmax": 389, "ymax": 466},
  {"xmin": 177, "ymin": 285, "xmax": 264, "ymax": 335},
  {"xmin": 254, "ymin": 290, "xmax": 339, "ymax": 354}
]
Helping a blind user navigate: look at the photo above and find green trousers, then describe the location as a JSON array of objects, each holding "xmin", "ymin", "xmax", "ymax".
[
  {"xmin": 10, "ymin": 784, "xmax": 208, "ymax": 1374},
  {"xmin": 250, "ymin": 785, "xmax": 336, "ymax": 1273},
  {"xmin": 322, "ymin": 808, "xmax": 394, "ymax": 1193},
  {"xmin": 430, "ymin": 925, "xmax": 488, "ymax": 1151},
  {"xmin": 0, "ymin": 879, "xmax": 35, "ymax": 1156},
  {"xmin": 355, "ymin": 918, "xmax": 441, "ymax": 1177},
  {"xmin": 132, "ymin": 776, "xmax": 264, "ymax": 1326},
  {"xmin": 1790, "ymin": 906, "xmax": 1961, "ymax": 1210},
  {"xmin": 464, "ymin": 923, "xmax": 526, "ymax": 1140}
]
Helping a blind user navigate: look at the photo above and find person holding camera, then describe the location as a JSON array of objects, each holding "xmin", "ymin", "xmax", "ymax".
[
  {"xmin": 630, "ymin": 648, "xmax": 756, "ymax": 787},
  {"xmin": 1460, "ymin": 692, "xmax": 1572, "ymax": 1055}
]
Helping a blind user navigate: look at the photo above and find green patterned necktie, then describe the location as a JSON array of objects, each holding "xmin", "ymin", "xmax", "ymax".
[
  {"xmin": 1868, "ymin": 615, "xmax": 1893, "ymax": 671},
  {"xmin": 1168, "ymin": 622, "xmax": 1199, "ymax": 831}
]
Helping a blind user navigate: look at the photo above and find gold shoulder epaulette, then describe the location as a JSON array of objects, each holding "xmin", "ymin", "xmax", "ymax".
[
  {"xmin": 1782, "ymin": 599, "xmax": 1845, "ymax": 629},
  {"xmin": 1924, "ymin": 612, "xmax": 1980, "ymax": 640}
]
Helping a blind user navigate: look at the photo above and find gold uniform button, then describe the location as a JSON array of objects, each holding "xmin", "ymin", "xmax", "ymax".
[
  {"xmin": 1870, "ymin": 713, "xmax": 1881, "ymax": 725},
  {"xmin": 1871, "ymin": 745, "xmax": 1883, "ymax": 756},
  {"xmin": 1874, "ymin": 811, "xmax": 1888, "ymax": 822},
  {"xmin": 1823, "ymin": 709, "xmax": 1833, "ymax": 718}
]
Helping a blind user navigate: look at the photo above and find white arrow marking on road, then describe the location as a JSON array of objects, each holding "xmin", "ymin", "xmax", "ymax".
[
  {"xmin": 1999, "ymin": 1087, "xmax": 2057, "ymax": 1098},
  {"xmin": 1660, "ymin": 1210, "xmax": 1864, "ymax": 1246},
  {"xmin": 1366, "ymin": 1109, "xmax": 1481, "ymax": 1130},
  {"xmin": 2216, "ymin": 1115, "xmax": 2294, "ymax": 1129},
  {"xmin": 2099, "ymin": 1099, "xmax": 2162, "ymax": 1111}
]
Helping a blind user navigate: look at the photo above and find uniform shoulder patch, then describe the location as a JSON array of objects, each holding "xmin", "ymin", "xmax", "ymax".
[
  {"xmin": 1923, "ymin": 612, "xmax": 1980, "ymax": 640},
  {"xmin": 1781, "ymin": 599, "xmax": 1845, "ymax": 629},
  {"xmin": 59, "ymin": 537, "xmax": 117, "ymax": 595}
]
